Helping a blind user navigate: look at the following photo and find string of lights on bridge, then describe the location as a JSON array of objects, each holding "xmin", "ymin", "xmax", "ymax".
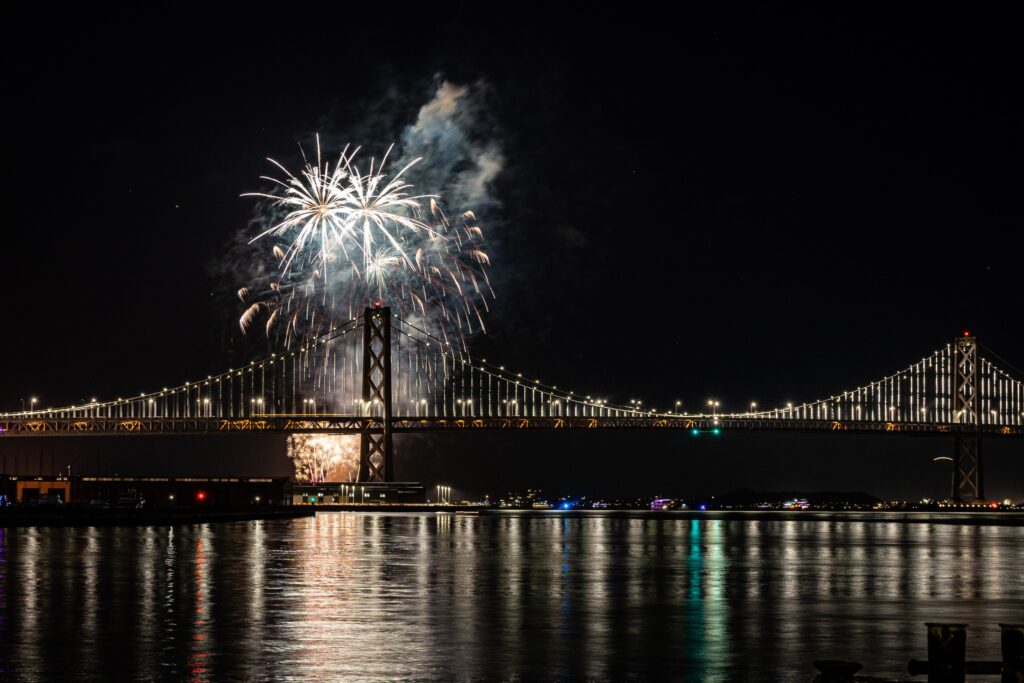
[{"xmin": 2, "ymin": 317, "xmax": 1022, "ymax": 430}]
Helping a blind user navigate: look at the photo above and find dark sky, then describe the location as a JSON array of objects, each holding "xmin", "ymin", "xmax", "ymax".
[{"xmin": 3, "ymin": 7, "xmax": 1022, "ymax": 500}]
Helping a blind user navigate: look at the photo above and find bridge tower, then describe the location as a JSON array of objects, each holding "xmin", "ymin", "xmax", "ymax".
[
  {"xmin": 952, "ymin": 334, "xmax": 983, "ymax": 501},
  {"xmin": 359, "ymin": 305, "xmax": 394, "ymax": 482}
]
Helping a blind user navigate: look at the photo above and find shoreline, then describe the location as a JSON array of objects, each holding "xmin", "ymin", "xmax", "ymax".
[
  {"xmin": 0, "ymin": 506, "xmax": 314, "ymax": 528},
  {"xmin": 309, "ymin": 506, "xmax": 1024, "ymax": 525},
  {"xmin": 5, "ymin": 506, "xmax": 1021, "ymax": 527}
]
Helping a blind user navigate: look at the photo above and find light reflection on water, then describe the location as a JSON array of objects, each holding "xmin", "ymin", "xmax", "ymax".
[{"xmin": 0, "ymin": 513, "xmax": 1021, "ymax": 681}]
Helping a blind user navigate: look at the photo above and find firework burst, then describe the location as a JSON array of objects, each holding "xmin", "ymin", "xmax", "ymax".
[
  {"xmin": 239, "ymin": 137, "xmax": 494, "ymax": 348},
  {"xmin": 242, "ymin": 136, "xmax": 354, "ymax": 275}
]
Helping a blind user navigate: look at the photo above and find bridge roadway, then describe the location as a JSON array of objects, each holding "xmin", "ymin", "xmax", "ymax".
[{"xmin": 1, "ymin": 415, "xmax": 1020, "ymax": 437}]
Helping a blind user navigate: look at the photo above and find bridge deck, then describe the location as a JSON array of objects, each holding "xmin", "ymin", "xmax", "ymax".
[{"xmin": 0, "ymin": 416, "xmax": 1019, "ymax": 437}]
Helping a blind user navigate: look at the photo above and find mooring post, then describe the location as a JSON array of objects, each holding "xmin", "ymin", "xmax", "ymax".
[
  {"xmin": 811, "ymin": 659, "xmax": 861, "ymax": 682},
  {"xmin": 1002, "ymin": 624, "xmax": 1024, "ymax": 683},
  {"xmin": 923, "ymin": 623, "xmax": 968, "ymax": 683}
]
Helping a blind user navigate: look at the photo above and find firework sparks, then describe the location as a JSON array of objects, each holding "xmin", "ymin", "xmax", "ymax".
[
  {"xmin": 240, "ymin": 137, "xmax": 494, "ymax": 346},
  {"xmin": 243, "ymin": 136, "xmax": 355, "ymax": 275},
  {"xmin": 244, "ymin": 137, "xmax": 438, "ymax": 275}
]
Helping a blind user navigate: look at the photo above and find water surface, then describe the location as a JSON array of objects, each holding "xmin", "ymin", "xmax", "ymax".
[{"xmin": 1, "ymin": 511, "xmax": 1021, "ymax": 681}]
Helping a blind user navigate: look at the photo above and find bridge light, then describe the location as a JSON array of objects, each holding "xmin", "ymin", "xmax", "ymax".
[
  {"xmin": 691, "ymin": 428, "xmax": 700, "ymax": 436},
  {"xmin": 963, "ymin": 330, "xmax": 971, "ymax": 337},
  {"xmin": 196, "ymin": 491, "xmax": 206, "ymax": 502},
  {"xmin": 711, "ymin": 428, "xmax": 721, "ymax": 436}
]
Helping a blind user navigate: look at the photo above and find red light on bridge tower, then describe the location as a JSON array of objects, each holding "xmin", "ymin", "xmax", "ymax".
[
  {"xmin": 373, "ymin": 299, "xmax": 384, "ymax": 309},
  {"xmin": 962, "ymin": 329, "xmax": 971, "ymax": 337}
]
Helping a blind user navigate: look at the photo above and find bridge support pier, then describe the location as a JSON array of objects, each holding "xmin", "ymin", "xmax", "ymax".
[
  {"xmin": 953, "ymin": 434, "xmax": 983, "ymax": 502},
  {"xmin": 359, "ymin": 305, "xmax": 394, "ymax": 483},
  {"xmin": 952, "ymin": 335, "xmax": 984, "ymax": 502}
]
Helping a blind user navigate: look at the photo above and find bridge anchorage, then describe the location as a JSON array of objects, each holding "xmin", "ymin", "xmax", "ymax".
[{"xmin": 1, "ymin": 319, "xmax": 1021, "ymax": 500}]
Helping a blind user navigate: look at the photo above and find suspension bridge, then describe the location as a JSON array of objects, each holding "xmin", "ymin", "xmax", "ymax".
[{"xmin": 1, "ymin": 306, "xmax": 1021, "ymax": 500}]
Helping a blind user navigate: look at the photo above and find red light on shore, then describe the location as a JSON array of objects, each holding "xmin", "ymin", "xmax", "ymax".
[{"xmin": 196, "ymin": 491, "xmax": 206, "ymax": 502}]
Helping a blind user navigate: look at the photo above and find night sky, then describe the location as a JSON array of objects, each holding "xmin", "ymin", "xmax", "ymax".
[{"xmin": 4, "ymin": 7, "xmax": 1022, "ymax": 500}]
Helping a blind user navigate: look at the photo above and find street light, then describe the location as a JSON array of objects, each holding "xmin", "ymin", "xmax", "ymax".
[
  {"xmin": 749, "ymin": 401, "xmax": 758, "ymax": 414},
  {"xmin": 707, "ymin": 399, "xmax": 719, "ymax": 417}
]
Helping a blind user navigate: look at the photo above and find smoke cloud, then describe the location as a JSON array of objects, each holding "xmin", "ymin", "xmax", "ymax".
[
  {"xmin": 399, "ymin": 79, "xmax": 504, "ymax": 214},
  {"xmin": 213, "ymin": 76, "xmax": 505, "ymax": 361}
]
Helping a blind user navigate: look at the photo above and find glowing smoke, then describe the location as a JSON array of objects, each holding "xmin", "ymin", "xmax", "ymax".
[{"xmin": 399, "ymin": 80, "xmax": 504, "ymax": 212}]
